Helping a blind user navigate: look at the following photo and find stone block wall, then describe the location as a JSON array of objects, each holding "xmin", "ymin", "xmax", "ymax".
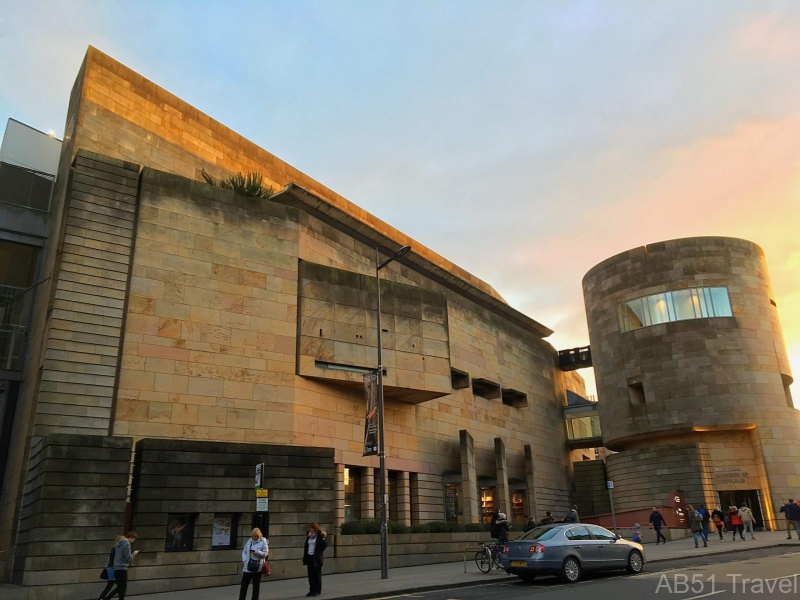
[
  {"xmin": 297, "ymin": 260, "xmax": 451, "ymax": 402},
  {"xmin": 35, "ymin": 151, "xmax": 139, "ymax": 437},
  {"xmin": 605, "ymin": 443, "xmax": 706, "ymax": 512},
  {"xmin": 572, "ymin": 459, "xmax": 611, "ymax": 517},
  {"xmin": 12, "ymin": 434, "xmax": 131, "ymax": 597},
  {"xmin": 129, "ymin": 438, "xmax": 335, "ymax": 594}
]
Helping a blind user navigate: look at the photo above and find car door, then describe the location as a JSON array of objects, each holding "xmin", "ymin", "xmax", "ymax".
[
  {"xmin": 586, "ymin": 525, "xmax": 628, "ymax": 568},
  {"xmin": 564, "ymin": 526, "xmax": 602, "ymax": 568}
]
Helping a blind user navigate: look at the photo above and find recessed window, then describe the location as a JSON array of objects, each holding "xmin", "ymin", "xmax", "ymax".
[
  {"xmin": 472, "ymin": 378, "xmax": 501, "ymax": 400},
  {"xmin": 617, "ymin": 286, "xmax": 733, "ymax": 333},
  {"xmin": 501, "ymin": 388, "xmax": 528, "ymax": 408},
  {"xmin": 451, "ymin": 368, "xmax": 469, "ymax": 389},
  {"xmin": 165, "ymin": 513, "xmax": 195, "ymax": 552},
  {"xmin": 628, "ymin": 382, "xmax": 645, "ymax": 406}
]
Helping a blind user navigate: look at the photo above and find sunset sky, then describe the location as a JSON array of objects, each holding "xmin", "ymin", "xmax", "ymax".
[{"xmin": 1, "ymin": 1, "xmax": 798, "ymax": 398}]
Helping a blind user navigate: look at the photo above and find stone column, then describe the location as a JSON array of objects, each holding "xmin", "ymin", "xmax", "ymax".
[
  {"xmin": 335, "ymin": 464, "xmax": 345, "ymax": 528},
  {"xmin": 524, "ymin": 444, "xmax": 539, "ymax": 520},
  {"xmin": 495, "ymin": 437, "xmax": 510, "ymax": 517},
  {"xmin": 460, "ymin": 429, "xmax": 478, "ymax": 523},
  {"xmin": 362, "ymin": 467, "xmax": 375, "ymax": 519},
  {"xmin": 398, "ymin": 471, "xmax": 411, "ymax": 526}
]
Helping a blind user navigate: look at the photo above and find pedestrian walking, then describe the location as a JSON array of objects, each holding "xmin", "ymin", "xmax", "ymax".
[
  {"xmin": 728, "ymin": 506, "xmax": 744, "ymax": 541},
  {"xmin": 239, "ymin": 528, "xmax": 269, "ymax": 600},
  {"xmin": 649, "ymin": 507, "xmax": 667, "ymax": 544},
  {"xmin": 738, "ymin": 503, "xmax": 756, "ymax": 540},
  {"xmin": 687, "ymin": 505, "xmax": 707, "ymax": 548},
  {"xmin": 780, "ymin": 499, "xmax": 797, "ymax": 539},
  {"xmin": 711, "ymin": 507, "xmax": 725, "ymax": 540},
  {"xmin": 698, "ymin": 505, "xmax": 711, "ymax": 542},
  {"xmin": 562, "ymin": 505, "xmax": 580, "ymax": 523},
  {"xmin": 97, "ymin": 535, "xmax": 125, "ymax": 600},
  {"xmin": 523, "ymin": 515, "xmax": 536, "ymax": 532},
  {"xmin": 303, "ymin": 523, "xmax": 327, "ymax": 597},
  {"xmin": 632, "ymin": 523, "xmax": 642, "ymax": 544},
  {"xmin": 539, "ymin": 511, "xmax": 555, "ymax": 525},
  {"xmin": 112, "ymin": 532, "xmax": 138, "ymax": 600}
]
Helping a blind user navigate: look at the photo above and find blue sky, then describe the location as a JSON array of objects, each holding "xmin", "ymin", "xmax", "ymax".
[{"xmin": 2, "ymin": 1, "xmax": 800, "ymax": 396}]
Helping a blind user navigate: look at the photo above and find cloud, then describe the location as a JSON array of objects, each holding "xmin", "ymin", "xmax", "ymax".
[{"xmin": 735, "ymin": 11, "xmax": 800, "ymax": 61}]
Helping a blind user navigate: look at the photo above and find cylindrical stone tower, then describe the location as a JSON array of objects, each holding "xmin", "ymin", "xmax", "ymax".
[{"xmin": 583, "ymin": 237, "xmax": 799, "ymax": 528}]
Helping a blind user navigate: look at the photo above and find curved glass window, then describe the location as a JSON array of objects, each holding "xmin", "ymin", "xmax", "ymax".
[{"xmin": 617, "ymin": 286, "xmax": 732, "ymax": 333}]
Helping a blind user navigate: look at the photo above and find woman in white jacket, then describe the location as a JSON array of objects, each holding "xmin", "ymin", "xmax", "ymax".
[{"xmin": 239, "ymin": 528, "xmax": 269, "ymax": 600}]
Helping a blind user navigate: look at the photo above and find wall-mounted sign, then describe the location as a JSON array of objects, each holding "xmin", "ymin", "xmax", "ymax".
[
  {"xmin": 255, "ymin": 463, "xmax": 264, "ymax": 489},
  {"xmin": 363, "ymin": 371, "xmax": 379, "ymax": 456},
  {"xmin": 256, "ymin": 488, "xmax": 269, "ymax": 512}
]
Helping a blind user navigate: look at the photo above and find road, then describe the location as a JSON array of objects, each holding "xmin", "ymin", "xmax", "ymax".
[{"xmin": 390, "ymin": 547, "xmax": 800, "ymax": 600}]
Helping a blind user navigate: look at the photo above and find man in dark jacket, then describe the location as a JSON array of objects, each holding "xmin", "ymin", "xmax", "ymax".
[
  {"xmin": 563, "ymin": 505, "xmax": 579, "ymax": 523},
  {"xmin": 539, "ymin": 511, "xmax": 555, "ymax": 525},
  {"xmin": 782, "ymin": 500, "xmax": 800, "ymax": 540},
  {"xmin": 489, "ymin": 509, "xmax": 501, "ymax": 539},
  {"xmin": 698, "ymin": 505, "xmax": 711, "ymax": 542},
  {"xmin": 523, "ymin": 516, "xmax": 537, "ymax": 532},
  {"xmin": 649, "ymin": 507, "xmax": 667, "ymax": 544}
]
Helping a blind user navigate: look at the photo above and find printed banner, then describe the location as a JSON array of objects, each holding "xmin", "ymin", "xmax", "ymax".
[{"xmin": 363, "ymin": 371, "xmax": 379, "ymax": 456}]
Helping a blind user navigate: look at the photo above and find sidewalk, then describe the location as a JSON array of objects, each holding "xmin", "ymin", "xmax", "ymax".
[{"xmin": 124, "ymin": 531, "xmax": 795, "ymax": 600}]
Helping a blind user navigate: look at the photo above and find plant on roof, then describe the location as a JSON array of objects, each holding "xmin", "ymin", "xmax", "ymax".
[{"xmin": 201, "ymin": 168, "xmax": 274, "ymax": 199}]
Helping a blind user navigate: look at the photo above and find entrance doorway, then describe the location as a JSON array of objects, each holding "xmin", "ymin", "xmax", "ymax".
[{"xmin": 717, "ymin": 490, "xmax": 765, "ymax": 530}]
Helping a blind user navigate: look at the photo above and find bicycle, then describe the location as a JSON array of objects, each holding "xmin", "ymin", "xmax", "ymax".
[{"xmin": 475, "ymin": 540, "xmax": 505, "ymax": 573}]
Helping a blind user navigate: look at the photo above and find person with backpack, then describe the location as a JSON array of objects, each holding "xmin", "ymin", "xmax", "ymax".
[
  {"xmin": 728, "ymin": 506, "xmax": 744, "ymax": 541},
  {"xmin": 687, "ymin": 505, "xmax": 707, "ymax": 548},
  {"xmin": 239, "ymin": 528, "xmax": 269, "ymax": 600},
  {"xmin": 738, "ymin": 503, "xmax": 756, "ymax": 540},
  {"xmin": 698, "ymin": 505, "xmax": 711, "ymax": 542},
  {"xmin": 649, "ymin": 507, "xmax": 667, "ymax": 544},
  {"xmin": 112, "ymin": 532, "xmax": 139, "ymax": 600},
  {"xmin": 711, "ymin": 507, "xmax": 725, "ymax": 540},
  {"xmin": 563, "ymin": 505, "xmax": 579, "ymax": 523}
]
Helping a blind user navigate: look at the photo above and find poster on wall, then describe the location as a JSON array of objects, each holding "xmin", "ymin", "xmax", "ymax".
[
  {"xmin": 165, "ymin": 513, "xmax": 194, "ymax": 552},
  {"xmin": 363, "ymin": 371, "xmax": 379, "ymax": 456},
  {"xmin": 212, "ymin": 515, "xmax": 233, "ymax": 548}
]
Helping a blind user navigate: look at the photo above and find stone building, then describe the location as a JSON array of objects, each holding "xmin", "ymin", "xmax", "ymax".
[
  {"xmin": 0, "ymin": 47, "xmax": 589, "ymax": 596},
  {"xmin": 583, "ymin": 237, "xmax": 800, "ymax": 529}
]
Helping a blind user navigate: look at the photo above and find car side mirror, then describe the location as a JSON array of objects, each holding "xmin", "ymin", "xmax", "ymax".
[{"xmin": 615, "ymin": 534, "xmax": 621, "ymax": 540}]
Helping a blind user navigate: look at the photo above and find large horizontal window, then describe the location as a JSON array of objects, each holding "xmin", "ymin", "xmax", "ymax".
[{"xmin": 617, "ymin": 286, "xmax": 732, "ymax": 333}]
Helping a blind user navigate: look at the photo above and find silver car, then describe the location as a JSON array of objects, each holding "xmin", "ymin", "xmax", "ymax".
[{"xmin": 499, "ymin": 523, "xmax": 646, "ymax": 583}]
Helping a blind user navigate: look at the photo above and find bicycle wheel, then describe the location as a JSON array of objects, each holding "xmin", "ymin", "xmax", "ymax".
[{"xmin": 475, "ymin": 549, "xmax": 491, "ymax": 573}]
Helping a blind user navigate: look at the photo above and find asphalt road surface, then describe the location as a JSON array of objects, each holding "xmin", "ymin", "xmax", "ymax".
[{"xmin": 392, "ymin": 547, "xmax": 800, "ymax": 600}]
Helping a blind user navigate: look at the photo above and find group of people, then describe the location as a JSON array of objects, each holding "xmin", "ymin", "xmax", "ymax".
[
  {"xmin": 653, "ymin": 503, "xmax": 759, "ymax": 548},
  {"xmin": 96, "ymin": 524, "xmax": 328, "ymax": 600},
  {"xmin": 520, "ymin": 505, "xmax": 579, "ymax": 532}
]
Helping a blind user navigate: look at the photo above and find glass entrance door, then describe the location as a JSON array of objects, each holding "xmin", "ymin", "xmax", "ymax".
[{"xmin": 717, "ymin": 490, "xmax": 764, "ymax": 529}]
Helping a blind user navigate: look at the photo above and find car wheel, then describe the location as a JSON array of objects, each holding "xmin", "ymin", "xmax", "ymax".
[
  {"xmin": 561, "ymin": 557, "xmax": 581, "ymax": 583},
  {"xmin": 626, "ymin": 550, "xmax": 644, "ymax": 574},
  {"xmin": 518, "ymin": 574, "xmax": 536, "ymax": 583}
]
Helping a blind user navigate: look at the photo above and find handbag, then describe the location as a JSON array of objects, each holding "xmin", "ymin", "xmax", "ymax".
[
  {"xmin": 100, "ymin": 568, "xmax": 108, "ymax": 581},
  {"xmin": 246, "ymin": 541, "xmax": 262, "ymax": 572},
  {"xmin": 262, "ymin": 561, "xmax": 271, "ymax": 576}
]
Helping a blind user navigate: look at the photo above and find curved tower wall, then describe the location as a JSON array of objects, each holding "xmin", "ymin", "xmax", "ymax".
[{"xmin": 583, "ymin": 237, "xmax": 800, "ymax": 524}]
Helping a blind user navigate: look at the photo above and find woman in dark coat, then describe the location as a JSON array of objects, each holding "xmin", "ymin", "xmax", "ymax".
[{"xmin": 303, "ymin": 522, "xmax": 327, "ymax": 597}]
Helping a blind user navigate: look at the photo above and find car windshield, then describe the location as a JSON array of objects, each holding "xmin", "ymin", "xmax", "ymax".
[{"xmin": 517, "ymin": 526, "xmax": 560, "ymax": 541}]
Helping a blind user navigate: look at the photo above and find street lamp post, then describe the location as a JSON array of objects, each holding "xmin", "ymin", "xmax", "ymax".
[{"xmin": 374, "ymin": 244, "xmax": 411, "ymax": 580}]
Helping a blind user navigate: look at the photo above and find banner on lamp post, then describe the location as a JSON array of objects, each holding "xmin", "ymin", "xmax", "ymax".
[{"xmin": 363, "ymin": 371, "xmax": 379, "ymax": 456}]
